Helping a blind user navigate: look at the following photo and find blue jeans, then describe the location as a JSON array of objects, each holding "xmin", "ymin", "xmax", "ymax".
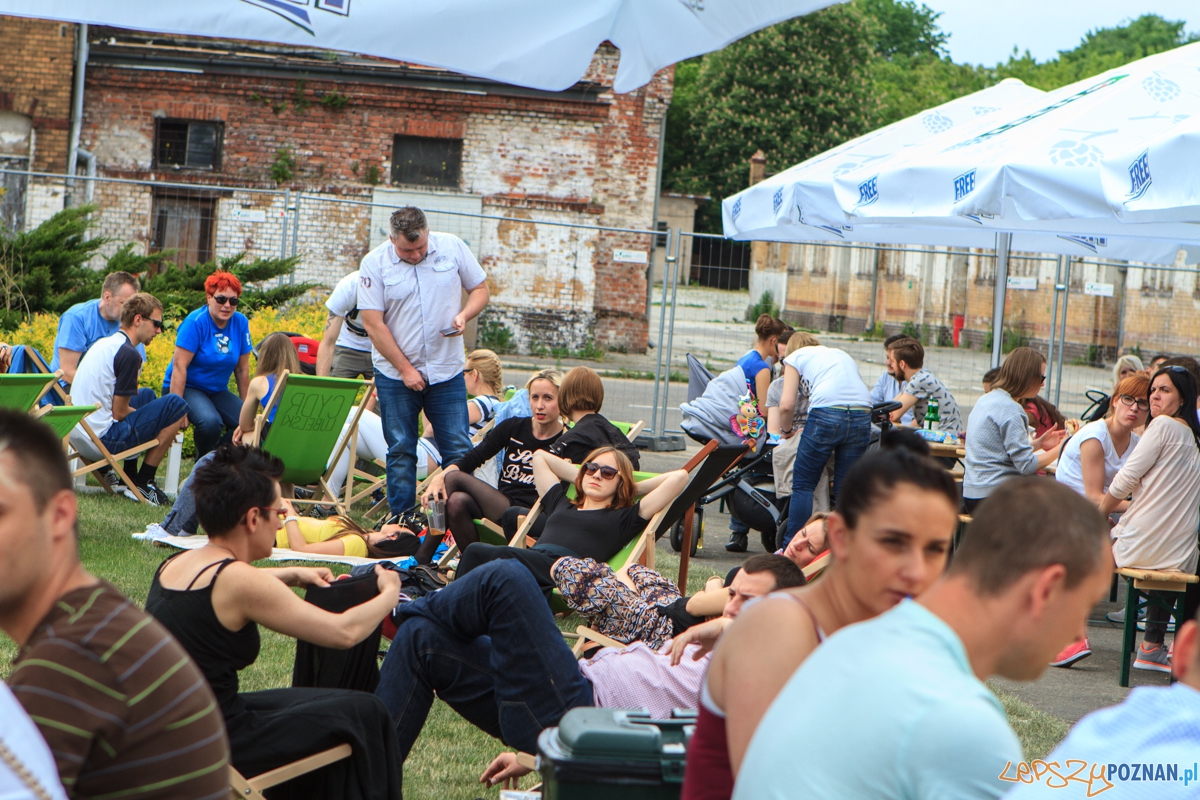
[
  {"xmin": 163, "ymin": 451, "xmax": 215, "ymax": 535},
  {"xmin": 182, "ymin": 387, "xmax": 242, "ymax": 457},
  {"xmin": 100, "ymin": 392, "xmax": 189, "ymax": 456},
  {"xmin": 375, "ymin": 371, "xmax": 471, "ymax": 512},
  {"xmin": 376, "ymin": 560, "xmax": 593, "ymax": 776},
  {"xmin": 785, "ymin": 407, "xmax": 871, "ymax": 546}
]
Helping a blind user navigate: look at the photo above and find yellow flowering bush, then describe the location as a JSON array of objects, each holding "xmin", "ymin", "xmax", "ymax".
[{"xmin": 10, "ymin": 302, "xmax": 330, "ymax": 456}]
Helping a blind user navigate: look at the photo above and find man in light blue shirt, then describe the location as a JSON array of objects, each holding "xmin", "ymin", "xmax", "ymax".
[
  {"xmin": 49, "ymin": 272, "xmax": 142, "ymax": 386},
  {"xmin": 359, "ymin": 206, "xmax": 490, "ymax": 512},
  {"xmin": 1005, "ymin": 608, "xmax": 1200, "ymax": 799},
  {"xmin": 734, "ymin": 478, "xmax": 1115, "ymax": 800},
  {"xmin": 870, "ymin": 334, "xmax": 913, "ymax": 424}
]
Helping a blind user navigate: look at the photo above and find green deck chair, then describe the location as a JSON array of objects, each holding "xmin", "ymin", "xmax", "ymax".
[
  {"xmin": 0, "ymin": 373, "xmax": 61, "ymax": 412},
  {"xmin": 250, "ymin": 371, "xmax": 369, "ymax": 515},
  {"xmin": 33, "ymin": 404, "xmax": 98, "ymax": 440}
]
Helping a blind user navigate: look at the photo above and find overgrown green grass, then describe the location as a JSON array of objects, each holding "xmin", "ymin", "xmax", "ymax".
[{"xmin": 3, "ymin": 492, "xmax": 1068, "ymax": 796}]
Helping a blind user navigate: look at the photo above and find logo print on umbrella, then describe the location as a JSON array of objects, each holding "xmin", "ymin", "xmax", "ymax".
[
  {"xmin": 1126, "ymin": 150, "xmax": 1152, "ymax": 203},
  {"xmin": 1048, "ymin": 140, "xmax": 1103, "ymax": 168},
  {"xmin": 856, "ymin": 177, "xmax": 879, "ymax": 208},
  {"xmin": 772, "ymin": 188, "xmax": 784, "ymax": 215},
  {"xmin": 731, "ymin": 198, "xmax": 742, "ymax": 220},
  {"xmin": 1142, "ymin": 75, "xmax": 1181, "ymax": 103},
  {"xmin": 241, "ymin": 0, "xmax": 350, "ymax": 34},
  {"xmin": 922, "ymin": 112, "xmax": 953, "ymax": 134},
  {"xmin": 954, "ymin": 169, "xmax": 976, "ymax": 202}
]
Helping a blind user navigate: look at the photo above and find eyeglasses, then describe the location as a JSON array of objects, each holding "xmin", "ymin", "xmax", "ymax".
[
  {"xmin": 255, "ymin": 505, "xmax": 288, "ymax": 520},
  {"xmin": 149, "ymin": 318, "xmax": 164, "ymax": 331},
  {"xmin": 582, "ymin": 462, "xmax": 619, "ymax": 480},
  {"xmin": 212, "ymin": 294, "xmax": 240, "ymax": 307},
  {"xmin": 1116, "ymin": 394, "xmax": 1150, "ymax": 411},
  {"xmin": 1040, "ymin": 374, "xmax": 1046, "ymax": 383}
]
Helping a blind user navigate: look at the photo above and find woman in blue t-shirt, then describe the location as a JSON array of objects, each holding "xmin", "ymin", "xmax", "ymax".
[
  {"xmin": 164, "ymin": 271, "xmax": 253, "ymax": 456},
  {"xmin": 737, "ymin": 314, "xmax": 787, "ymax": 403}
]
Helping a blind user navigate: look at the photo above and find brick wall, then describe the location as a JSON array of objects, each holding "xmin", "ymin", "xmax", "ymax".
[
  {"xmin": 74, "ymin": 40, "xmax": 671, "ymax": 352},
  {"xmin": 0, "ymin": 17, "xmax": 75, "ymax": 174}
]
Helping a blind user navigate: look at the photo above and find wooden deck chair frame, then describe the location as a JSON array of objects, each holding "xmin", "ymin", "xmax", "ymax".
[
  {"xmin": 21, "ymin": 348, "xmax": 73, "ymax": 405},
  {"xmin": 247, "ymin": 371, "xmax": 371, "ymax": 516},
  {"xmin": 67, "ymin": 417, "xmax": 159, "ymax": 504},
  {"xmin": 228, "ymin": 743, "xmax": 352, "ymax": 799},
  {"xmin": 32, "ymin": 403, "xmax": 99, "ymax": 441}
]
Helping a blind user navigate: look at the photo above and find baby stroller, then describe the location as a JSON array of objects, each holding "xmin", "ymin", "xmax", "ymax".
[{"xmin": 675, "ymin": 354, "xmax": 787, "ymax": 554}]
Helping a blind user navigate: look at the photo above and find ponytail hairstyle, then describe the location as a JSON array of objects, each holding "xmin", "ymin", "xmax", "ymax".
[
  {"xmin": 465, "ymin": 348, "xmax": 504, "ymax": 396},
  {"xmin": 754, "ymin": 314, "xmax": 788, "ymax": 342},
  {"xmin": 836, "ymin": 427, "xmax": 959, "ymax": 529}
]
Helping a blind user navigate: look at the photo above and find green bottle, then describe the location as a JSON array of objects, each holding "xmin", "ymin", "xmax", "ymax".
[{"xmin": 924, "ymin": 399, "xmax": 940, "ymax": 431}]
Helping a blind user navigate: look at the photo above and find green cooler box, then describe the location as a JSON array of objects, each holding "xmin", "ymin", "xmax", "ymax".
[{"xmin": 537, "ymin": 707, "xmax": 697, "ymax": 800}]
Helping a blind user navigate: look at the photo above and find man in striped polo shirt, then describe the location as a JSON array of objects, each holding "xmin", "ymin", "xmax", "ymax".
[{"xmin": 0, "ymin": 410, "xmax": 229, "ymax": 799}]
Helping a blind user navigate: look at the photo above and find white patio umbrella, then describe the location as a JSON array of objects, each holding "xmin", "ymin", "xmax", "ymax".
[
  {"xmin": 1101, "ymin": 113, "xmax": 1200, "ymax": 224},
  {"xmin": 828, "ymin": 41, "xmax": 1200, "ymax": 237},
  {"xmin": 0, "ymin": 0, "xmax": 846, "ymax": 93}
]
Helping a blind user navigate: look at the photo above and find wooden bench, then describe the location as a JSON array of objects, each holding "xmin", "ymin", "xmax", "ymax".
[{"xmin": 1115, "ymin": 567, "xmax": 1198, "ymax": 687}]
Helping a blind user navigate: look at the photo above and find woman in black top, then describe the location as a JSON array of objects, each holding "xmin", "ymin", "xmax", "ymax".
[
  {"xmin": 455, "ymin": 446, "xmax": 689, "ymax": 600},
  {"xmin": 145, "ymin": 446, "xmax": 403, "ymax": 799},
  {"xmin": 421, "ymin": 370, "xmax": 565, "ymax": 556},
  {"xmin": 550, "ymin": 365, "xmax": 642, "ymax": 468}
]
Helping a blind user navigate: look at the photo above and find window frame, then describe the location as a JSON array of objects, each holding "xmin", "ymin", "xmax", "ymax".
[
  {"xmin": 153, "ymin": 119, "xmax": 224, "ymax": 172},
  {"xmin": 390, "ymin": 134, "xmax": 463, "ymax": 189}
]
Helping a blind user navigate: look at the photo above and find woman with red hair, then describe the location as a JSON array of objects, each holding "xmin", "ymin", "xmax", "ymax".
[{"xmin": 163, "ymin": 271, "xmax": 253, "ymax": 457}]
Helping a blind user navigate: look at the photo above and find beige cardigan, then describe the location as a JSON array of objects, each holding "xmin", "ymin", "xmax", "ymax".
[{"xmin": 1110, "ymin": 415, "xmax": 1200, "ymax": 573}]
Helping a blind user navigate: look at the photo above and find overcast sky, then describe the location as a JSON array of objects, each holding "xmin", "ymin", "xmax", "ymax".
[{"xmin": 922, "ymin": 1, "xmax": 1197, "ymax": 66}]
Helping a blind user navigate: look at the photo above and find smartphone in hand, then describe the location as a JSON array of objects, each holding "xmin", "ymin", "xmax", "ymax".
[{"xmin": 440, "ymin": 326, "xmax": 461, "ymax": 337}]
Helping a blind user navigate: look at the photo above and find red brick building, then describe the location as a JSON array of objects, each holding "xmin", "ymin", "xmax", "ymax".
[{"xmin": 2, "ymin": 19, "xmax": 673, "ymax": 352}]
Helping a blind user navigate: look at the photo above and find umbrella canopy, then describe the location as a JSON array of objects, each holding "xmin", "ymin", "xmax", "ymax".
[
  {"xmin": 0, "ymin": 0, "xmax": 845, "ymax": 93},
  {"xmin": 1101, "ymin": 113, "xmax": 1200, "ymax": 224},
  {"xmin": 828, "ymin": 41, "xmax": 1200, "ymax": 240}
]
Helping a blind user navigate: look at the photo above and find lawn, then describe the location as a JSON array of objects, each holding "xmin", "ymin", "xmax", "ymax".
[{"xmin": 2, "ymin": 491, "xmax": 1069, "ymax": 798}]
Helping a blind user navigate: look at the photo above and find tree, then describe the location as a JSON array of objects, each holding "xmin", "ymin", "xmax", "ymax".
[
  {"xmin": 0, "ymin": 206, "xmax": 312, "ymax": 328},
  {"xmin": 995, "ymin": 14, "xmax": 1199, "ymax": 90},
  {"xmin": 668, "ymin": 4, "xmax": 879, "ymax": 230},
  {"xmin": 858, "ymin": 0, "xmax": 946, "ymax": 59}
]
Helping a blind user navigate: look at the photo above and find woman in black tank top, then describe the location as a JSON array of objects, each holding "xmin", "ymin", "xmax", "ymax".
[{"xmin": 146, "ymin": 445, "xmax": 404, "ymax": 799}]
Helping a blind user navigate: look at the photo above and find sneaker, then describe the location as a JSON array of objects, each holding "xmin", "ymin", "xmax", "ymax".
[
  {"xmin": 724, "ymin": 532, "xmax": 748, "ymax": 553},
  {"xmin": 1133, "ymin": 642, "xmax": 1171, "ymax": 673},
  {"xmin": 133, "ymin": 522, "xmax": 172, "ymax": 542},
  {"xmin": 103, "ymin": 468, "xmax": 125, "ymax": 493},
  {"xmin": 307, "ymin": 504, "xmax": 335, "ymax": 519},
  {"xmin": 124, "ymin": 481, "xmax": 168, "ymax": 506},
  {"xmin": 1050, "ymin": 637, "xmax": 1092, "ymax": 668}
]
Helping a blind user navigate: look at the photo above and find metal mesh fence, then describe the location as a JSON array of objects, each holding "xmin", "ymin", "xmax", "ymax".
[{"xmin": 6, "ymin": 167, "xmax": 1200, "ymax": 431}]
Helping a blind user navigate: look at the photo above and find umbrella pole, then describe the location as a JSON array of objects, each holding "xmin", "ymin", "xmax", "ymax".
[
  {"xmin": 1054, "ymin": 257, "xmax": 1070, "ymax": 406},
  {"xmin": 990, "ymin": 233, "xmax": 1012, "ymax": 370},
  {"xmin": 1046, "ymin": 259, "xmax": 1060, "ymax": 400}
]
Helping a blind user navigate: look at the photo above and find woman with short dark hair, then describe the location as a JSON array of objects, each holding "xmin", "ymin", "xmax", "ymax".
[{"xmin": 145, "ymin": 445, "xmax": 403, "ymax": 799}]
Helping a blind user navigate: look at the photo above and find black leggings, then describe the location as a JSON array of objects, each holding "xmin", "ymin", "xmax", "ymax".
[
  {"xmin": 1145, "ymin": 582, "xmax": 1200, "ymax": 645},
  {"xmin": 445, "ymin": 470, "xmax": 516, "ymax": 549}
]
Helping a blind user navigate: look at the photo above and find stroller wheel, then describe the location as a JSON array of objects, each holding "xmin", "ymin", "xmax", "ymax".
[{"xmin": 670, "ymin": 507, "xmax": 703, "ymax": 557}]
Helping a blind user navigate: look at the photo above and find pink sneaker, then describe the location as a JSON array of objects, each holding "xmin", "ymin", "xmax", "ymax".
[{"xmin": 1050, "ymin": 637, "xmax": 1092, "ymax": 668}]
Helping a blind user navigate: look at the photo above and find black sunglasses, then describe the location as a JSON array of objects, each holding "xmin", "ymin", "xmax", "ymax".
[
  {"xmin": 212, "ymin": 294, "xmax": 240, "ymax": 307},
  {"xmin": 149, "ymin": 318, "xmax": 164, "ymax": 331},
  {"xmin": 582, "ymin": 462, "xmax": 619, "ymax": 480},
  {"xmin": 1161, "ymin": 365, "xmax": 1189, "ymax": 375}
]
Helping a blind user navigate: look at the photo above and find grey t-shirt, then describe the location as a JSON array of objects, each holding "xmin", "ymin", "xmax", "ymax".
[
  {"xmin": 905, "ymin": 368, "xmax": 963, "ymax": 435},
  {"xmin": 766, "ymin": 376, "xmax": 808, "ymax": 431}
]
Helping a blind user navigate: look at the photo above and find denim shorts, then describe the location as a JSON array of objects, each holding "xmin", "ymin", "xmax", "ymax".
[{"xmin": 100, "ymin": 394, "xmax": 189, "ymax": 454}]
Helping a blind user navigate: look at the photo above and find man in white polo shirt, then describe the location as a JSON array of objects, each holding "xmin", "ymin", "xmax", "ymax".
[
  {"xmin": 317, "ymin": 270, "xmax": 374, "ymax": 380},
  {"xmin": 358, "ymin": 207, "xmax": 489, "ymax": 512},
  {"xmin": 71, "ymin": 293, "xmax": 189, "ymax": 505}
]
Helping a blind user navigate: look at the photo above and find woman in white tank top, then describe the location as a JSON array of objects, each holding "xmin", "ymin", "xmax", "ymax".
[{"xmin": 1055, "ymin": 373, "xmax": 1149, "ymax": 506}]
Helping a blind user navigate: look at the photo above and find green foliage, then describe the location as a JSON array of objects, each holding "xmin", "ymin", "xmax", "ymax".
[
  {"xmin": 270, "ymin": 147, "xmax": 297, "ymax": 184},
  {"xmin": 666, "ymin": 5, "xmax": 879, "ymax": 231},
  {"xmin": 900, "ymin": 320, "xmax": 922, "ymax": 343},
  {"xmin": 0, "ymin": 205, "xmax": 107, "ymax": 325},
  {"xmin": 292, "ymin": 79, "xmax": 312, "ymax": 114},
  {"xmin": 858, "ymin": 0, "xmax": 946, "ymax": 59},
  {"xmin": 320, "ymin": 90, "xmax": 350, "ymax": 110},
  {"xmin": 994, "ymin": 15, "xmax": 1198, "ymax": 90},
  {"xmin": 746, "ymin": 289, "xmax": 779, "ymax": 321},
  {"xmin": 476, "ymin": 313, "xmax": 514, "ymax": 353},
  {"xmin": 860, "ymin": 321, "xmax": 885, "ymax": 341},
  {"xmin": 138, "ymin": 252, "xmax": 314, "ymax": 322},
  {"xmin": 363, "ymin": 163, "xmax": 382, "ymax": 185},
  {"xmin": 982, "ymin": 324, "xmax": 1031, "ymax": 354}
]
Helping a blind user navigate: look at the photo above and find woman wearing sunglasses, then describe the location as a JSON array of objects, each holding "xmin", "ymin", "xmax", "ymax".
[
  {"xmin": 1101, "ymin": 365, "xmax": 1200, "ymax": 673},
  {"xmin": 454, "ymin": 446, "xmax": 688, "ymax": 601},
  {"xmin": 163, "ymin": 271, "xmax": 254, "ymax": 457},
  {"xmin": 962, "ymin": 347, "xmax": 1066, "ymax": 514}
]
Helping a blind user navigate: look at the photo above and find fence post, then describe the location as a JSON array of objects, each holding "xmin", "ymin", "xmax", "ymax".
[
  {"xmin": 866, "ymin": 247, "xmax": 881, "ymax": 332},
  {"xmin": 658, "ymin": 228, "xmax": 683, "ymax": 439},
  {"xmin": 648, "ymin": 227, "xmax": 673, "ymax": 437},
  {"xmin": 990, "ymin": 233, "xmax": 1012, "ymax": 370},
  {"xmin": 1115, "ymin": 266, "xmax": 1128, "ymax": 357},
  {"xmin": 1053, "ymin": 258, "xmax": 1070, "ymax": 406},
  {"xmin": 289, "ymin": 191, "xmax": 302, "ymax": 279},
  {"xmin": 1046, "ymin": 255, "xmax": 1063, "ymax": 400}
]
